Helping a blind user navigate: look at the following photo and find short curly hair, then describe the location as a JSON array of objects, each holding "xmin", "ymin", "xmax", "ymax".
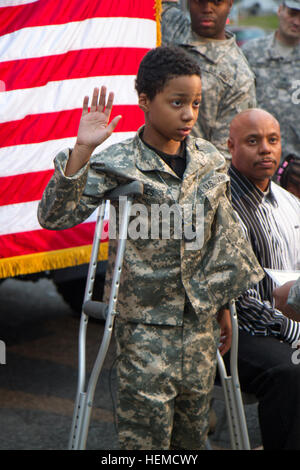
[{"xmin": 135, "ymin": 46, "xmax": 201, "ymax": 100}]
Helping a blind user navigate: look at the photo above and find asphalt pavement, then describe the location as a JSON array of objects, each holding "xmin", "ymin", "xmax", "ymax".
[{"xmin": 0, "ymin": 277, "xmax": 262, "ymax": 452}]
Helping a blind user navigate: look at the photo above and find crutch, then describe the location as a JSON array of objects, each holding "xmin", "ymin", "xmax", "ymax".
[
  {"xmin": 214, "ymin": 300, "xmax": 251, "ymax": 450},
  {"xmin": 68, "ymin": 181, "xmax": 144, "ymax": 450}
]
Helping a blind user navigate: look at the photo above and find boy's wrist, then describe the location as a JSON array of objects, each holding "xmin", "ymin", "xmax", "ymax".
[
  {"xmin": 72, "ymin": 142, "xmax": 94, "ymax": 162},
  {"xmin": 65, "ymin": 143, "xmax": 93, "ymax": 176}
]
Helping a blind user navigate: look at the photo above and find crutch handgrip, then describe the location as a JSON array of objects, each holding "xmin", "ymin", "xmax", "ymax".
[{"xmin": 83, "ymin": 300, "xmax": 108, "ymax": 320}]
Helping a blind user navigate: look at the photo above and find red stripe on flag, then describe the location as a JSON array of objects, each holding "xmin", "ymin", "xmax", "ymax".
[
  {"xmin": 0, "ymin": 170, "xmax": 54, "ymax": 206},
  {"xmin": 0, "ymin": 0, "xmax": 156, "ymax": 37},
  {"xmin": 1, "ymin": 48, "xmax": 148, "ymax": 92},
  {"xmin": 0, "ymin": 105, "xmax": 145, "ymax": 148},
  {"xmin": 0, "ymin": 221, "xmax": 109, "ymax": 259}
]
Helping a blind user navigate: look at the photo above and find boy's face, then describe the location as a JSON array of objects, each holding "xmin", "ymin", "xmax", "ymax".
[{"xmin": 140, "ymin": 74, "xmax": 202, "ymax": 154}]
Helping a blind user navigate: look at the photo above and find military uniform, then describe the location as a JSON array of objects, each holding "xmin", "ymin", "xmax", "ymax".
[
  {"xmin": 38, "ymin": 129, "xmax": 263, "ymax": 449},
  {"xmin": 161, "ymin": 3, "xmax": 256, "ymax": 161},
  {"xmin": 242, "ymin": 32, "xmax": 300, "ymax": 162},
  {"xmin": 288, "ymin": 277, "xmax": 300, "ymax": 315}
]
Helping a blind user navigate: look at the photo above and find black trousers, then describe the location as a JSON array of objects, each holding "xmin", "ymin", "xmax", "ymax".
[{"xmin": 224, "ymin": 330, "xmax": 300, "ymax": 450}]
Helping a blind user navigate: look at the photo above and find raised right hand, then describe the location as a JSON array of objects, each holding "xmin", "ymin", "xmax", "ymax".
[
  {"xmin": 65, "ymin": 86, "xmax": 122, "ymax": 176},
  {"xmin": 76, "ymin": 86, "xmax": 122, "ymax": 151}
]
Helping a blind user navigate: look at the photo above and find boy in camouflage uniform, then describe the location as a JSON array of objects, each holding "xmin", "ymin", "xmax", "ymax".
[
  {"xmin": 38, "ymin": 46, "xmax": 263, "ymax": 449},
  {"xmin": 242, "ymin": 1, "xmax": 300, "ymax": 162},
  {"xmin": 161, "ymin": 0, "xmax": 256, "ymax": 162}
]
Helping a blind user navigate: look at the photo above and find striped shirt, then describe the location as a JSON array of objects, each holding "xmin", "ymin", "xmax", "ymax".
[{"xmin": 229, "ymin": 165, "xmax": 300, "ymax": 344}]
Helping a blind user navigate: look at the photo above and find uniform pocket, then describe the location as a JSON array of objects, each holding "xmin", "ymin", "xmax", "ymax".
[{"xmin": 114, "ymin": 319, "xmax": 140, "ymax": 357}]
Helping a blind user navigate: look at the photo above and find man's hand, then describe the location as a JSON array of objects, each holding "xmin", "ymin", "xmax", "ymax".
[
  {"xmin": 65, "ymin": 86, "xmax": 122, "ymax": 176},
  {"xmin": 273, "ymin": 281, "xmax": 299, "ymax": 321},
  {"xmin": 217, "ymin": 307, "xmax": 232, "ymax": 356}
]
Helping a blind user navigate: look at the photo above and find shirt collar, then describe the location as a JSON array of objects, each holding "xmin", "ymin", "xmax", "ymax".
[{"xmin": 229, "ymin": 165, "xmax": 278, "ymax": 208}]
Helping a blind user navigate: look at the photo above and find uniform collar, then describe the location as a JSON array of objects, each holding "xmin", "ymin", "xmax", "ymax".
[{"xmin": 134, "ymin": 127, "xmax": 207, "ymax": 179}]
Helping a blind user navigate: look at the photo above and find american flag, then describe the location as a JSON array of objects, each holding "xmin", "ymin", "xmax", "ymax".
[{"xmin": 0, "ymin": 0, "xmax": 159, "ymax": 278}]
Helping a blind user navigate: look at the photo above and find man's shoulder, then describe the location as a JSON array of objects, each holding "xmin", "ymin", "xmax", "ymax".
[
  {"xmin": 242, "ymin": 33, "xmax": 273, "ymax": 60},
  {"xmin": 161, "ymin": 2, "xmax": 191, "ymax": 45},
  {"xmin": 227, "ymin": 40, "xmax": 255, "ymax": 77},
  {"xmin": 208, "ymin": 36, "xmax": 255, "ymax": 84},
  {"xmin": 188, "ymin": 136, "xmax": 227, "ymax": 167}
]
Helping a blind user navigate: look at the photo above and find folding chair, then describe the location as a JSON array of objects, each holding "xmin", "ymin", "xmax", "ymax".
[
  {"xmin": 68, "ymin": 181, "xmax": 144, "ymax": 450},
  {"xmin": 212, "ymin": 300, "xmax": 257, "ymax": 450}
]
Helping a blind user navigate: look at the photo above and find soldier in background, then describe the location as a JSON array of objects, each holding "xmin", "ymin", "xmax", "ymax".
[
  {"xmin": 242, "ymin": 1, "xmax": 300, "ymax": 163},
  {"xmin": 161, "ymin": 0, "xmax": 256, "ymax": 162}
]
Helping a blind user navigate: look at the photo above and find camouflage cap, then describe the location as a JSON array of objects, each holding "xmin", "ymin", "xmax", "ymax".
[{"xmin": 284, "ymin": 0, "xmax": 300, "ymax": 10}]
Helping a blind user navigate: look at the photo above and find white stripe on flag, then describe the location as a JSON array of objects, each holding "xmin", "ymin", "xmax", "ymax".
[
  {"xmin": 0, "ymin": 0, "xmax": 38, "ymax": 6},
  {"xmin": 0, "ymin": 132, "xmax": 136, "ymax": 177},
  {"xmin": 0, "ymin": 75, "xmax": 138, "ymax": 123},
  {"xmin": 0, "ymin": 17, "xmax": 156, "ymax": 62},
  {"xmin": 0, "ymin": 200, "xmax": 99, "ymax": 236}
]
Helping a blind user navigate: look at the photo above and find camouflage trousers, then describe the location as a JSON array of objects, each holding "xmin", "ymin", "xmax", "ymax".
[{"xmin": 114, "ymin": 303, "xmax": 220, "ymax": 450}]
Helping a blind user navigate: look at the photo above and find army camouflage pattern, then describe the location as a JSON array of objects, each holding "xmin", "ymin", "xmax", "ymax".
[
  {"xmin": 288, "ymin": 277, "xmax": 300, "ymax": 314},
  {"xmin": 161, "ymin": 3, "xmax": 256, "ymax": 160},
  {"xmin": 114, "ymin": 301, "xmax": 220, "ymax": 449},
  {"xmin": 38, "ymin": 128, "xmax": 264, "ymax": 325},
  {"xmin": 242, "ymin": 33, "xmax": 300, "ymax": 162}
]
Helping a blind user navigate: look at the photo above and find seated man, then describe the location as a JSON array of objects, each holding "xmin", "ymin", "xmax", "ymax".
[{"xmin": 226, "ymin": 108, "xmax": 300, "ymax": 450}]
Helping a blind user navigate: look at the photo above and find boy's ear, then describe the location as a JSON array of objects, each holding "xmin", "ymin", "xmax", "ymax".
[{"xmin": 138, "ymin": 93, "xmax": 150, "ymax": 112}]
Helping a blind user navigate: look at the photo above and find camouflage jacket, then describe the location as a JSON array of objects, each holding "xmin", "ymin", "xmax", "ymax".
[
  {"xmin": 161, "ymin": 3, "xmax": 256, "ymax": 160},
  {"xmin": 38, "ymin": 130, "xmax": 263, "ymax": 325},
  {"xmin": 288, "ymin": 277, "xmax": 300, "ymax": 315},
  {"xmin": 242, "ymin": 32, "xmax": 300, "ymax": 162}
]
